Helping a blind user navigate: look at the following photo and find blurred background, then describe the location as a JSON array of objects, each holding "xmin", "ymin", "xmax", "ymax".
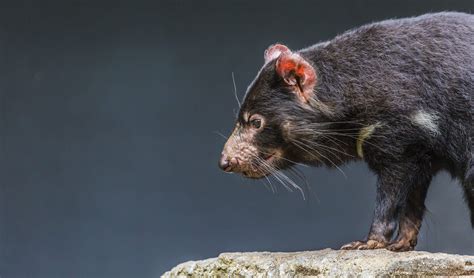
[{"xmin": 1, "ymin": 0, "xmax": 473, "ymax": 277}]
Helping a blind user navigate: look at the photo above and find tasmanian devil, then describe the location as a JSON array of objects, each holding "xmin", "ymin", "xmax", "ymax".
[{"xmin": 218, "ymin": 12, "xmax": 474, "ymax": 251}]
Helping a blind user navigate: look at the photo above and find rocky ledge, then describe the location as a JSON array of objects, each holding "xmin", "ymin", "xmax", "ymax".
[{"xmin": 162, "ymin": 249, "xmax": 474, "ymax": 277}]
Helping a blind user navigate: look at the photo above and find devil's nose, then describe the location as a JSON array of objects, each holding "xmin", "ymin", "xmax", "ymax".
[
  {"xmin": 219, "ymin": 155, "xmax": 232, "ymax": 172},
  {"xmin": 219, "ymin": 155, "xmax": 238, "ymax": 172},
  {"xmin": 219, "ymin": 155, "xmax": 230, "ymax": 171}
]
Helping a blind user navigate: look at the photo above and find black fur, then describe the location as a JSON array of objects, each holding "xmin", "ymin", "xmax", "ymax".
[{"xmin": 225, "ymin": 12, "xmax": 474, "ymax": 250}]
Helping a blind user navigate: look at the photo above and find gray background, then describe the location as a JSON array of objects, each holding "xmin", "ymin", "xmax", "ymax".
[{"xmin": 1, "ymin": 1, "xmax": 473, "ymax": 277}]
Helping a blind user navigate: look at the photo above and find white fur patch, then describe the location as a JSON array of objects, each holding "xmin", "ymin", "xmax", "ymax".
[{"xmin": 411, "ymin": 110, "xmax": 440, "ymax": 135}]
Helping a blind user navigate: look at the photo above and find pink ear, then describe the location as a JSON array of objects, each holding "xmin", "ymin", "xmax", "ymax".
[
  {"xmin": 276, "ymin": 53, "xmax": 317, "ymax": 103},
  {"xmin": 264, "ymin": 44, "xmax": 291, "ymax": 63}
]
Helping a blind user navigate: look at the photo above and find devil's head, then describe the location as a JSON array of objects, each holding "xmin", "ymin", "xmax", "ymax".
[{"xmin": 219, "ymin": 44, "xmax": 338, "ymax": 178}]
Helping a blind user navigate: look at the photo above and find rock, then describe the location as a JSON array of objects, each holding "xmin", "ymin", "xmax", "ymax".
[{"xmin": 162, "ymin": 249, "xmax": 474, "ymax": 277}]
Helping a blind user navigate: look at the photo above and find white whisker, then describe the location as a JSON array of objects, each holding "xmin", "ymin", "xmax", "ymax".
[
  {"xmin": 291, "ymin": 139, "xmax": 347, "ymax": 179},
  {"xmin": 231, "ymin": 72, "xmax": 241, "ymax": 108},
  {"xmin": 213, "ymin": 130, "xmax": 228, "ymax": 140}
]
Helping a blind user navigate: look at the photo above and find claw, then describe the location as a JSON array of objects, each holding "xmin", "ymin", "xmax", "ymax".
[
  {"xmin": 357, "ymin": 239, "xmax": 387, "ymax": 250},
  {"xmin": 340, "ymin": 240, "xmax": 365, "ymax": 250},
  {"xmin": 386, "ymin": 240, "xmax": 414, "ymax": 252},
  {"xmin": 341, "ymin": 239, "xmax": 387, "ymax": 250}
]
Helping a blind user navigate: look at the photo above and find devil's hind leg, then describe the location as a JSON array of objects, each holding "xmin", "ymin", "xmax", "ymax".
[{"xmin": 463, "ymin": 154, "xmax": 474, "ymax": 228}]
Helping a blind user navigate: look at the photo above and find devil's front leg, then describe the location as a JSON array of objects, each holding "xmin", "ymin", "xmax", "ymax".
[
  {"xmin": 386, "ymin": 166, "xmax": 431, "ymax": 252},
  {"xmin": 341, "ymin": 162, "xmax": 416, "ymax": 250}
]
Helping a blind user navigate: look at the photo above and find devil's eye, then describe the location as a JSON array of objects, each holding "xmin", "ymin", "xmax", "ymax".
[{"xmin": 250, "ymin": 118, "xmax": 262, "ymax": 129}]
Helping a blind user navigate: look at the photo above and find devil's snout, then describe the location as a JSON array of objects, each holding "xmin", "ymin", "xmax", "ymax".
[
  {"xmin": 218, "ymin": 154, "xmax": 230, "ymax": 171},
  {"xmin": 218, "ymin": 154, "xmax": 239, "ymax": 172}
]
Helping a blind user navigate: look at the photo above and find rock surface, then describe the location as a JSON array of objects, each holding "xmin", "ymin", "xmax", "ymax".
[{"xmin": 162, "ymin": 249, "xmax": 474, "ymax": 277}]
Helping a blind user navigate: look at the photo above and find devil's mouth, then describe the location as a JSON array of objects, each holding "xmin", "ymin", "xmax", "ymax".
[
  {"xmin": 263, "ymin": 153, "xmax": 274, "ymax": 161},
  {"xmin": 242, "ymin": 152, "xmax": 278, "ymax": 178}
]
